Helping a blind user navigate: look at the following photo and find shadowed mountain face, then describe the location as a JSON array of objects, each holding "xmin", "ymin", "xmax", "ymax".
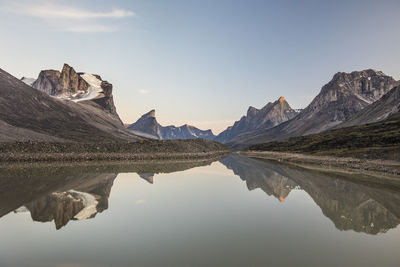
[
  {"xmin": 0, "ymin": 158, "xmax": 221, "ymax": 229},
  {"xmin": 230, "ymin": 70, "xmax": 399, "ymax": 148},
  {"xmin": 215, "ymin": 96, "xmax": 298, "ymax": 144},
  {"xmin": 220, "ymin": 154, "xmax": 400, "ymax": 234},
  {"xmin": 127, "ymin": 110, "xmax": 216, "ymax": 140},
  {"xmin": 0, "ymin": 68, "xmax": 142, "ymax": 142}
]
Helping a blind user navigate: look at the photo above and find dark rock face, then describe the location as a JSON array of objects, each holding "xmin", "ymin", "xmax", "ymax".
[
  {"xmin": 127, "ymin": 110, "xmax": 216, "ymax": 140},
  {"xmin": 32, "ymin": 63, "xmax": 122, "ymax": 124},
  {"xmin": 215, "ymin": 96, "xmax": 298, "ymax": 144},
  {"xmin": 230, "ymin": 69, "xmax": 399, "ymax": 147}
]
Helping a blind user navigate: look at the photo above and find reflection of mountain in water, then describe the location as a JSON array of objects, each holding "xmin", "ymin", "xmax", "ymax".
[
  {"xmin": 22, "ymin": 173, "xmax": 116, "ymax": 229},
  {"xmin": 1, "ymin": 158, "xmax": 220, "ymax": 229},
  {"xmin": 221, "ymin": 155, "xmax": 297, "ymax": 202},
  {"xmin": 220, "ymin": 154, "xmax": 400, "ymax": 235}
]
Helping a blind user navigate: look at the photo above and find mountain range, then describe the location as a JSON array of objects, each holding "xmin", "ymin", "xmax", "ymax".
[
  {"xmin": 215, "ymin": 96, "xmax": 299, "ymax": 143},
  {"xmin": 227, "ymin": 69, "xmax": 399, "ymax": 148},
  {"xmin": 127, "ymin": 110, "xmax": 216, "ymax": 140}
]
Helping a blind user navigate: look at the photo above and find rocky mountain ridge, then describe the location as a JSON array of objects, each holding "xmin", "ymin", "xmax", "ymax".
[
  {"xmin": 127, "ymin": 110, "xmax": 216, "ymax": 140},
  {"xmin": 215, "ymin": 96, "xmax": 298, "ymax": 143},
  {"xmin": 30, "ymin": 64, "xmax": 122, "ymax": 123},
  {"xmin": 0, "ymin": 67, "xmax": 142, "ymax": 142},
  {"xmin": 229, "ymin": 69, "xmax": 399, "ymax": 148}
]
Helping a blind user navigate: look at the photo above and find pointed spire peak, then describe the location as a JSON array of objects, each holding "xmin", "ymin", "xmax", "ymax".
[
  {"xmin": 144, "ymin": 109, "xmax": 156, "ymax": 118},
  {"xmin": 278, "ymin": 96, "xmax": 285, "ymax": 102},
  {"xmin": 279, "ymin": 196, "xmax": 285, "ymax": 202}
]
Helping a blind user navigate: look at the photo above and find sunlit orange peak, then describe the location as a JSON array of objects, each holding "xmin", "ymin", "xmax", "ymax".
[
  {"xmin": 279, "ymin": 96, "xmax": 285, "ymax": 102},
  {"xmin": 279, "ymin": 196, "xmax": 285, "ymax": 202}
]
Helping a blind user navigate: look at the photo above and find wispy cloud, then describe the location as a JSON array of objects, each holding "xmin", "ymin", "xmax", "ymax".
[
  {"xmin": 138, "ymin": 89, "xmax": 150, "ymax": 94},
  {"xmin": 2, "ymin": 1, "xmax": 135, "ymax": 33},
  {"xmin": 19, "ymin": 5, "xmax": 134, "ymax": 20}
]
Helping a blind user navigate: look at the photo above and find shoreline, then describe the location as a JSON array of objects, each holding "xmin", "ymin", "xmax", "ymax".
[
  {"xmin": 241, "ymin": 151, "xmax": 400, "ymax": 184},
  {"xmin": 0, "ymin": 150, "xmax": 231, "ymax": 163}
]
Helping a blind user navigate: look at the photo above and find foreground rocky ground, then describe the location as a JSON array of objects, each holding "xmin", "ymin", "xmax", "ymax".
[{"xmin": 0, "ymin": 139, "xmax": 230, "ymax": 162}]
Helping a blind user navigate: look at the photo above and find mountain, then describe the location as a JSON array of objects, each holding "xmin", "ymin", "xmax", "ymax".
[
  {"xmin": 230, "ymin": 69, "xmax": 399, "ymax": 148},
  {"xmin": 127, "ymin": 110, "xmax": 161, "ymax": 139},
  {"xmin": 215, "ymin": 96, "xmax": 298, "ymax": 143},
  {"xmin": 337, "ymin": 85, "xmax": 400, "ymax": 128},
  {"xmin": 249, "ymin": 111, "xmax": 400, "ymax": 160},
  {"xmin": 127, "ymin": 110, "xmax": 216, "ymax": 140},
  {"xmin": 0, "ymin": 67, "xmax": 142, "ymax": 142},
  {"xmin": 31, "ymin": 63, "xmax": 122, "ymax": 123}
]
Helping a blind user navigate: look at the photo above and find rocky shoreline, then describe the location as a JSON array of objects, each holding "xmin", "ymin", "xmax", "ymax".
[
  {"xmin": 241, "ymin": 151, "xmax": 400, "ymax": 184},
  {"xmin": 0, "ymin": 140, "xmax": 230, "ymax": 162}
]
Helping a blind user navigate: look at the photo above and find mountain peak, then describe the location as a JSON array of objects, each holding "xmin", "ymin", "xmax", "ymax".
[
  {"xmin": 278, "ymin": 96, "xmax": 285, "ymax": 102},
  {"xmin": 144, "ymin": 109, "xmax": 156, "ymax": 118}
]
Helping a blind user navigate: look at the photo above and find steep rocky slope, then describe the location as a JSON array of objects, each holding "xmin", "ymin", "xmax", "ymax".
[
  {"xmin": 337, "ymin": 85, "xmax": 400, "ymax": 128},
  {"xmin": 215, "ymin": 96, "xmax": 298, "ymax": 143},
  {"xmin": 230, "ymin": 69, "xmax": 399, "ymax": 148},
  {"xmin": 127, "ymin": 110, "xmax": 216, "ymax": 140},
  {"xmin": 31, "ymin": 64, "xmax": 122, "ymax": 123},
  {"xmin": 0, "ymin": 67, "xmax": 142, "ymax": 142}
]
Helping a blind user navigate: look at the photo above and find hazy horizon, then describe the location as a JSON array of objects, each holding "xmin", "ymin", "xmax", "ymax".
[{"xmin": 1, "ymin": 0, "xmax": 399, "ymax": 134}]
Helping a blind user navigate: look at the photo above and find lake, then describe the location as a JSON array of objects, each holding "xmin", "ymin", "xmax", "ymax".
[{"xmin": 1, "ymin": 154, "xmax": 400, "ymax": 267}]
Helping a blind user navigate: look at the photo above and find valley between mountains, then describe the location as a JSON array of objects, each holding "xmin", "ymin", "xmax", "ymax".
[{"xmin": 1, "ymin": 64, "xmax": 399, "ymax": 176}]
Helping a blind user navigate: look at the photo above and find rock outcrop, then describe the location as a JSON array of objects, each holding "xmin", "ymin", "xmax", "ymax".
[
  {"xmin": 32, "ymin": 63, "xmax": 122, "ymax": 123},
  {"xmin": 215, "ymin": 96, "xmax": 298, "ymax": 143},
  {"xmin": 127, "ymin": 110, "xmax": 216, "ymax": 140},
  {"xmin": 230, "ymin": 69, "xmax": 399, "ymax": 147}
]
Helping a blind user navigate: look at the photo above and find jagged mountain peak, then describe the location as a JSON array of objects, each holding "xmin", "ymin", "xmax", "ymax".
[
  {"xmin": 228, "ymin": 69, "xmax": 399, "ymax": 148},
  {"xmin": 127, "ymin": 111, "xmax": 215, "ymax": 140},
  {"xmin": 31, "ymin": 64, "xmax": 122, "ymax": 123},
  {"xmin": 214, "ymin": 97, "xmax": 299, "ymax": 144},
  {"xmin": 143, "ymin": 109, "xmax": 156, "ymax": 118}
]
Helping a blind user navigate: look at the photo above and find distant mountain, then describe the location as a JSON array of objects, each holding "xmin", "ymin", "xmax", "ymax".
[
  {"xmin": 31, "ymin": 63, "xmax": 122, "ymax": 123},
  {"xmin": 127, "ymin": 110, "xmax": 216, "ymax": 140},
  {"xmin": 230, "ymin": 69, "xmax": 399, "ymax": 148},
  {"xmin": 337, "ymin": 85, "xmax": 400, "ymax": 128},
  {"xmin": 215, "ymin": 96, "xmax": 298, "ymax": 143},
  {"xmin": 0, "ymin": 67, "xmax": 142, "ymax": 142}
]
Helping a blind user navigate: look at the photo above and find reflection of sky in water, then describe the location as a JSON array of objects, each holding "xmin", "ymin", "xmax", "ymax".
[{"xmin": 1, "ymin": 159, "xmax": 400, "ymax": 267}]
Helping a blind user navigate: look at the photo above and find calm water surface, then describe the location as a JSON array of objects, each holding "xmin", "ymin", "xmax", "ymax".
[{"xmin": 1, "ymin": 154, "xmax": 400, "ymax": 267}]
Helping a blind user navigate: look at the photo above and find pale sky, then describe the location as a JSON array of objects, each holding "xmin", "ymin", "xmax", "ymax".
[{"xmin": 1, "ymin": 0, "xmax": 399, "ymax": 134}]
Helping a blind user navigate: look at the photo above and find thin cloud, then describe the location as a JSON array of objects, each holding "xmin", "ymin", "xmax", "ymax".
[
  {"xmin": 2, "ymin": 1, "xmax": 135, "ymax": 33},
  {"xmin": 20, "ymin": 5, "xmax": 135, "ymax": 19}
]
